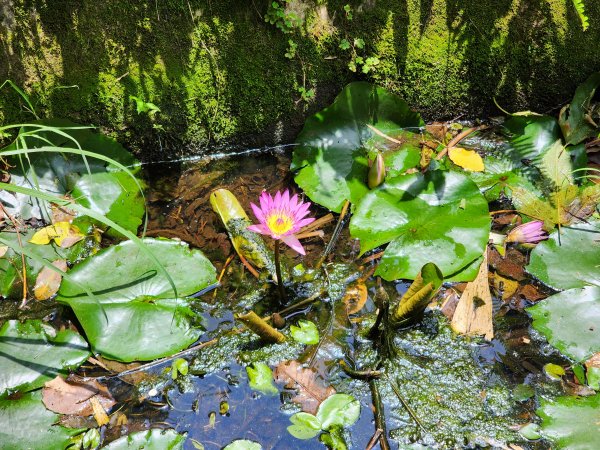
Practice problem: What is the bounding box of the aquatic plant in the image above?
[248,189,314,301]
[506,220,549,244]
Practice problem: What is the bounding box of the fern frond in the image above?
[572,0,590,31]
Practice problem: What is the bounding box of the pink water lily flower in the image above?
[506,220,549,244]
[248,190,315,255]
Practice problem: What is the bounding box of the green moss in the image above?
[1,0,600,157]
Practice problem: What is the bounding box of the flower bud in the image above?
[368,153,385,189]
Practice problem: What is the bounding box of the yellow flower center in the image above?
[266,211,294,236]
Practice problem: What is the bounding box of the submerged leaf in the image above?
[290,320,319,345]
[390,262,443,327]
[274,360,336,414]
[316,393,360,431]
[288,412,322,439]
[210,189,275,274]
[100,429,186,449]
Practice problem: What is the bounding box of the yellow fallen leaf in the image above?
[34,259,67,301]
[29,222,85,248]
[448,147,485,172]
[90,395,110,426]
[0,246,8,258]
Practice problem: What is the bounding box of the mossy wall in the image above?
[1,0,600,159]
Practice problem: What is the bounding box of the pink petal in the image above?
[274,190,282,207]
[247,224,272,236]
[282,190,290,207]
[260,191,271,212]
[250,202,265,222]
[281,234,306,255]
[289,193,299,211]
[296,217,316,229]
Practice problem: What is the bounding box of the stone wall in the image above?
[1,0,599,159]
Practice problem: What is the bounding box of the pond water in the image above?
[1,117,594,450]
[94,144,567,449]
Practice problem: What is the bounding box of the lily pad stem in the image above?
[274,240,286,303]
[316,199,350,269]
[369,379,391,450]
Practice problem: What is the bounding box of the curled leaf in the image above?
[33,259,67,301]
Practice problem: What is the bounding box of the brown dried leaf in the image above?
[343,281,368,315]
[585,352,600,370]
[451,253,494,340]
[51,200,77,224]
[42,375,115,416]
[33,259,67,301]
[274,360,335,414]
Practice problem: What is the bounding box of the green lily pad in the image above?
[350,170,490,280]
[537,394,600,449]
[468,156,538,201]
[559,72,600,145]
[0,390,82,450]
[316,393,360,431]
[0,320,89,395]
[222,440,262,450]
[3,119,143,234]
[527,221,600,290]
[290,320,319,345]
[57,238,217,362]
[246,362,278,395]
[504,114,561,163]
[288,412,322,440]
[528,286,600,362]
[291,82,424,213]
[100,429,186,449]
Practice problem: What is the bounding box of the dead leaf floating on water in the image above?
[448,147,485,172]
[42,375,116,417]
[343,281,368,314]
[29,222,85,248]
[33,259,67,301]
[451,252,494,340]
[274,360,335,415]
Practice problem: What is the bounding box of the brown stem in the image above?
[235,311,286,344]
[274,240,286,303]
[316,200,350,269]
[369,379,391,450]
[436,125,489,160]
